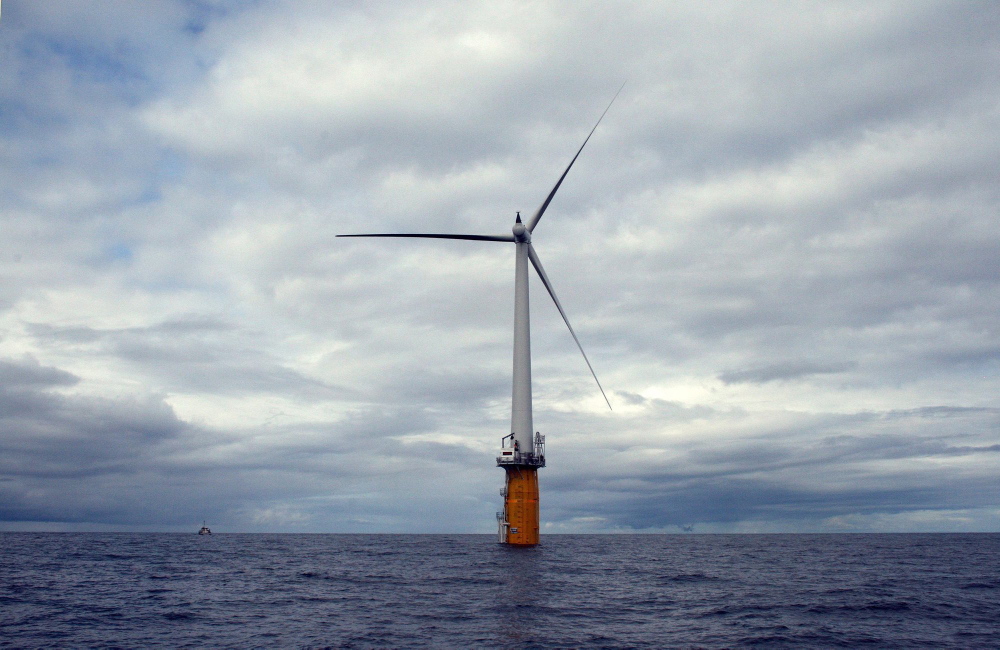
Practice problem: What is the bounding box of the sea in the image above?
[1,533,998,648]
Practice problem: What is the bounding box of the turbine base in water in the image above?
[496,431,544,545]
[498,467,539,546]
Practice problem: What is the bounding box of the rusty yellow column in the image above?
[503,467,539,546]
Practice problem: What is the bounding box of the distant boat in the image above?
[198,521,211,535]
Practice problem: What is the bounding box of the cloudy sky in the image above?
[1,0,998,534]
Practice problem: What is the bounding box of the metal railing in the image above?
[496,431,546,467]
[496,451,546,467]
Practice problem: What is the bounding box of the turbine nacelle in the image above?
[512,219,530,243]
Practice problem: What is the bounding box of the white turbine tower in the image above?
[339,87,621,545]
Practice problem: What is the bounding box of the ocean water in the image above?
[1,533,998,648]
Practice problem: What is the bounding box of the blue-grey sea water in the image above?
[1,533,998,648]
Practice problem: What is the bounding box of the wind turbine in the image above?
[338,87,621,545]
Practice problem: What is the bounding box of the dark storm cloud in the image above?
[27,318,345,398]
[0,357,184,478]
[538,404,1000,531]
[569,474,1000,531]
[0,356,79,387]
[0,348,494,530]
[0,355,194,524]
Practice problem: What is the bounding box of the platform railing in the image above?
[495,450,546,467]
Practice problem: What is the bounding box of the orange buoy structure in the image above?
[496,433,544,545]
[500,468,539,545]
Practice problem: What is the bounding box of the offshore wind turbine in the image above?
[339,88,620,545]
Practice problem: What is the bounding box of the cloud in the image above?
[0,356,80,388]
[2,1,999,532]
[540,404,1000,532]
[719,361,855,385]
[0,350,500,531]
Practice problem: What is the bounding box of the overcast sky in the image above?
[1,0,998,534]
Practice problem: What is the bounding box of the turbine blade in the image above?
[527,244,612,410]
[337,233,514,242]
[526,81,625,233]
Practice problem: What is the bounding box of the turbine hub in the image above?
[512,221,530,242]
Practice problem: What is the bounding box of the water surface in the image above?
[2,533,997,647]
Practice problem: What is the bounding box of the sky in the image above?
[1,0,998,534]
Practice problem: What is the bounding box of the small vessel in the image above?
[198,521,211,535]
